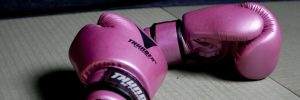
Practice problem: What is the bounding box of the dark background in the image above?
[0,0,285,18]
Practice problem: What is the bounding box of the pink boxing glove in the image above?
[144,2,281,80]
[69,12,167,100]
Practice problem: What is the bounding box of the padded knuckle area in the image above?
[241,2,279,35]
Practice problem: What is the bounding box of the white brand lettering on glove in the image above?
[111,72,147,100]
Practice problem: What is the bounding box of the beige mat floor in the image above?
[0,1,299,100]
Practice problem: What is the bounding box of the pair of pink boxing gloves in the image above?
[69,2,281,100]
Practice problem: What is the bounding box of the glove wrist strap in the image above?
[150,20,187,64]
[85,67,150,100]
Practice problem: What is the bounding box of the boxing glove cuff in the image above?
[148,20,189,64]
[85,67,150,100]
